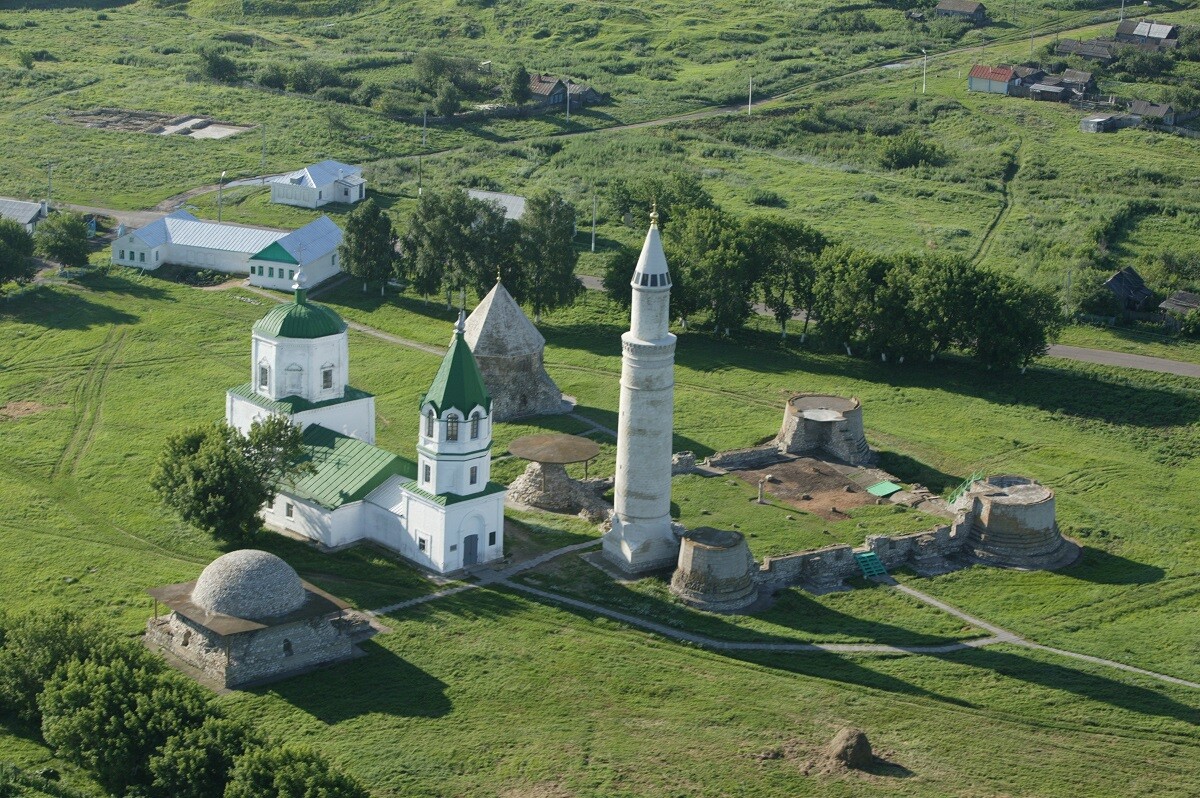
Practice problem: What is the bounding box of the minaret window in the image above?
[285,364,303,394]
[423,464,431,483]
[321,365,334,390]
[470,412,481,439]
[425,410,435,438]
[446,413,460,441]
[470,466,478,484]
[258,364,269,389]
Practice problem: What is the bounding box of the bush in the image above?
[224,747,369,798]
[749,189,786,208]
[0,609,105,724]
[879,130,945,170]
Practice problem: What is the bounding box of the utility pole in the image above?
[590,194,597,253]
[748,74,753,115]
[1120,0,1126,21]
[46,163,53,209]
[218,170,226,223]
[422,110,427,148]
[565,79,571,122]
[921,49,928,94]
[260,125,267,184]
[417,156,423,197]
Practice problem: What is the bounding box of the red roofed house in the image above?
[968,64,1015,95]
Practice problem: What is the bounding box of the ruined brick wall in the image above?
[477,353,564,422]
[704,445,782,471]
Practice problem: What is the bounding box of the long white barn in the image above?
[111,210,343,289]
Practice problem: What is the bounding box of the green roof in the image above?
[422,326,491,415]
[867,480,904,498]
[288,425,416,510]
[401,480,507,506]
[227,382,373,415]
[253,286,347,340]
[251,241,299,265]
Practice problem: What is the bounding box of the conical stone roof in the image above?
[464,280,545,357]
[422,312,492,415]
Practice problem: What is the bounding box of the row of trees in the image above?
[0,609,367,797]
[152,416,311,544]
[339,190,581,322]
[0,213,91,288]
[602,199,1062,369]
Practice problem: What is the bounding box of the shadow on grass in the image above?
[255,638,451,723]
[0,284,140,330]
[875,450,961,494]
[1059,546,1165,585]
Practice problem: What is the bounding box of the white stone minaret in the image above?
[603,209,680,573]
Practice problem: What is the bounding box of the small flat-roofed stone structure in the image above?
[506,433,609,520]
[958,475,1079,569]
[777,394,873,465]
[464,280,565,421]
[670,527,758,612]
[146,550,367,689]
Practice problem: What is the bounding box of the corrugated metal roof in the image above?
[227,382,371,414]
[1136,21,1175,39]
[1160,291,1200,315]
[364,474,409,514]
[468,189,526,220]
[529,74,564,97]
[268,215,343,263]
[132,210,284,254]
[0,198,43,225]
[402,480,506,506]
[289,424,416,510]
[968,65,1014,82]
[270,160,362,189]
[936,0,984,12]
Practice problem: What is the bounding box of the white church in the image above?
[225,272,505,573]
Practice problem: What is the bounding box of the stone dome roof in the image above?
[253,288,346,340]
[191,550,307,620]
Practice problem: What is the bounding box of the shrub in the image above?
[749,189,786,207]
[879,130,945,170]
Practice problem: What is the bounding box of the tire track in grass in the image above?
[52,328,127,478]
[971,141,1022,268]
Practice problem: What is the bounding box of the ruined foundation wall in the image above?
[704,445,782,471]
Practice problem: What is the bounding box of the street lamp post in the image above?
[218,170,227,222]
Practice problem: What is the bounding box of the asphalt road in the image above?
[1046,344,1200,379]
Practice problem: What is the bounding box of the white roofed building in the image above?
[467,189,526,221]
[269,160,366,209]
[111,210,343,289]
[0,197,48,234]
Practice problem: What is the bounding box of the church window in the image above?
[488,531,496,546]
[649,274,657,287]
[423,464,431,483]
[470,412,481,439]
[322,367,334,390]
[285,503,294,519]
[258,365,269,389]
[282,639,293,656]
[332,254,337,267]
[469,466,478,485]
[155,251,160,262]
[449,544,457,552]
[446,413,459,441]
[425,410,435,438]
[285,364,303,393]
[418,537,427,552]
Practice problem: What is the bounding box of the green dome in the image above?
[253,289,347,339]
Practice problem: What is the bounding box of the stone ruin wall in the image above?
[147,612,356,688]
[776,395,873,466]
[703,445,780,471]
[477,353,564,422]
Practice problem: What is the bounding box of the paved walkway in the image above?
[1046,344,1200,379]
[365,539,1200,690]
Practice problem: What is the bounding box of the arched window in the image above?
[446,413,459,441]
[470,411,481,440]
[258,364,270,390]
[425,409,435,438]
[321,363,335,390]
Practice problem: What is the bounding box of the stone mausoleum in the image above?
[777,393,873,466]
[146,550,366,689]
[464,278,566,421]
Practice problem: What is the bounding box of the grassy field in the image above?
[1,263,1199,793]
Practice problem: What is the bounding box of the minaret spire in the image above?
[604,207,680,573]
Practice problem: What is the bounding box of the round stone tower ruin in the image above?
[777,394,873,465]
[670,528,758,612]
[958,475,1079,570]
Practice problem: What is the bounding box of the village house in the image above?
[111,210,343,289]
[0,198,48,234]
[1129,99,1177,126]
[1055,39,1119,64]
[935,0,987,24]
[1159,291,1200,329]
[1115,20,1179,48]
[1061,69,1096,95]
[528,74,603,109]
[268,160,366,209]
[968,65,1015,95]
[467,189,526,221]
[1104,266,1155,312]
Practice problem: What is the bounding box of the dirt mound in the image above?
[824,727,873,769]
[0,401,51,421]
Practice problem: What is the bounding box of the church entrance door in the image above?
[463,534,479,566]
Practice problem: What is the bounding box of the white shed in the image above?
[269,160,366,209]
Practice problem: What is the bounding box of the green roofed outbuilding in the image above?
[422,311,492,415]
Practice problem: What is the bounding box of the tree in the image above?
[601,244,639,308]
[971,273,1063,371]
[506,64,532,105]
[400,189,512,306]
[664,206,755,333]
[606,172,712,227]
[152,417,309,544]
[743,216,826,340]
[39,646,211,795]
[908,255,979,358]
[0,609,105,724]
[512,190,582,322]
[224,746,369,798]
[198,48,240,84]
[0,218,36,286]
[34,212,89,268]
[339,199,396,295]
[149,715,258,798]
[812,246,891,355]
[434,80,461,118]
